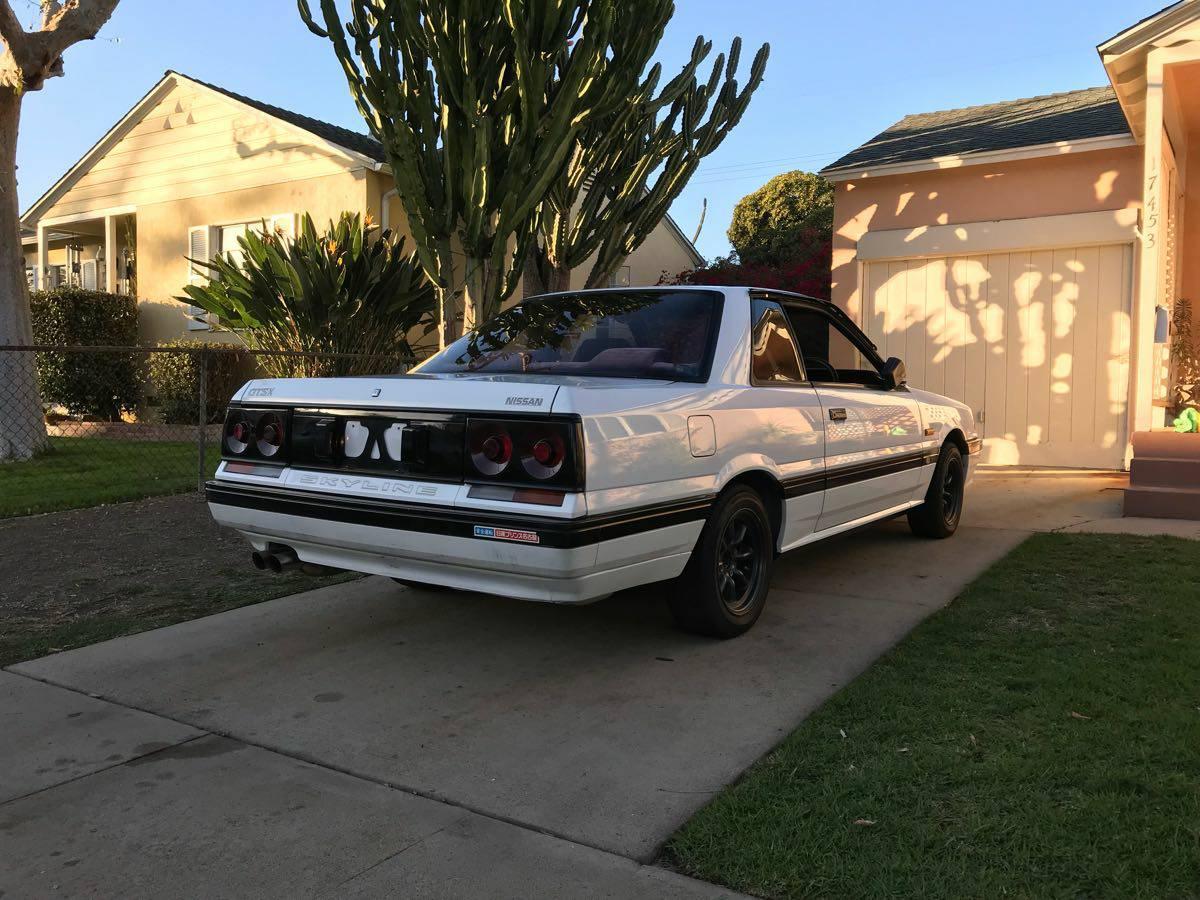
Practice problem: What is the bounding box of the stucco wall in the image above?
[136,169,369,344]
[831,146,1144,321]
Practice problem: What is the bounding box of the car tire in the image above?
[907,443,966,539]
[669,486,774,639]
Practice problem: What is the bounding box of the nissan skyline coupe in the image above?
[206,286,980,638]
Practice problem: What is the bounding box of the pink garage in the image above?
[822,1,1200,469]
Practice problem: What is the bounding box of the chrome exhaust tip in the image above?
[267,548,298,574]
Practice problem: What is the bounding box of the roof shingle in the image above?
[823,86,1131,175]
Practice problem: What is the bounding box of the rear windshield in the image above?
[415,290,722,382]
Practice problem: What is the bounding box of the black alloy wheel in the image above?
[716,509,767,615]
[670,486,775,638]
[908,443,965,539]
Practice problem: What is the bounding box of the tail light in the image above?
[222,407,290,464]
[465,418,582,490]
[256,412,285,458]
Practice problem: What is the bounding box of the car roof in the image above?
[526,285,829,304]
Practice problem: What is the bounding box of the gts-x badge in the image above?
[505,396,544,407]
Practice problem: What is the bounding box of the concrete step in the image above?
[1130,457,1200,489]
[1131,431,1200,460]
[1124,485,1200,521]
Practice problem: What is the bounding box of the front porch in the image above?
[1101,8,1200,431]
[22,209,136,295]
[1101,4,1200,517]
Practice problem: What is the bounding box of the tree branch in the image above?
[0,1,26,53]
[40,2,67,29]
[39,0,119,58]
[0,0,118,91]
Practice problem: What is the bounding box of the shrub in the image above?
[148,341,252,425]
[728,170,834,268]
[666,228,833,299]
[179,212,436,378]
[30,287,142,421]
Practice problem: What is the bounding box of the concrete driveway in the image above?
[0,469,1150,897]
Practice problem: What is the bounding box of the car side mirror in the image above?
[883,357,907,390]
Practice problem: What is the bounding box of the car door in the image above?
[783,303,926,531]
[742,298,827,549]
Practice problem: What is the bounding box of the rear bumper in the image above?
[206,481,708,604]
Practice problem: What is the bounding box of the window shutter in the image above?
[186,225,217,332]
[81,260,98,291]
[187,226,216,285]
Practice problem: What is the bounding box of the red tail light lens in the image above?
[466,418,581,489]
[469,426,513,476]
[256,412,286,457]
[225,414,252,455]
[221,407,290,464]
[523,432,565,479]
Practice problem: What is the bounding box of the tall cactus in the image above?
[298,0,677,344]
[526,27,769,295]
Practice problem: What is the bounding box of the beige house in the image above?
[21,70,703,346]
[821,1,1200,470]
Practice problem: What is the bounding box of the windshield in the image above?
[415,290,722,382]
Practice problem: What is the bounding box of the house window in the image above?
[609,265,632,288]
[186,215,295,332]
[219,214,297,268]
[81,259,99,291]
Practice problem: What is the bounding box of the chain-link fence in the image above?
[0,345,414,519]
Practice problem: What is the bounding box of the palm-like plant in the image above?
[180,213,435,377]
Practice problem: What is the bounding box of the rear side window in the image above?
[750,299,805,384]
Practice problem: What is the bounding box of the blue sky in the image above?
[16,0,1163,261]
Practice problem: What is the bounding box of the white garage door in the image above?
[864,244,1133,469]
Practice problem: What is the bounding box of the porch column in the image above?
[36,224,48,291]
[1132,51,1166,437]
[104,214,119,294]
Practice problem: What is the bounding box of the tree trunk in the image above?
[584,259,618,290]
[460,257,489,335]
[522,245,549,299]
[523,244,574,298]
[0,90,47,462]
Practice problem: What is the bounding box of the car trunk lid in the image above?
[236,373,562,414]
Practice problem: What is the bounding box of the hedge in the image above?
[148,340,252,425]
[30,288,142,421]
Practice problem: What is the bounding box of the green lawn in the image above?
[667,533,1200,899]
[0,437,217,518]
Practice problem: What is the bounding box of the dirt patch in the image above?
[0,493,352,666]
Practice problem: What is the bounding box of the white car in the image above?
[207,287,980,638]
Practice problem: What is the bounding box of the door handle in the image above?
[829,408,847,422]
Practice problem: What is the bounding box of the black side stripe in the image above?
[209,450,940,547]
[783,449,937,497]
[206,482,713,549]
